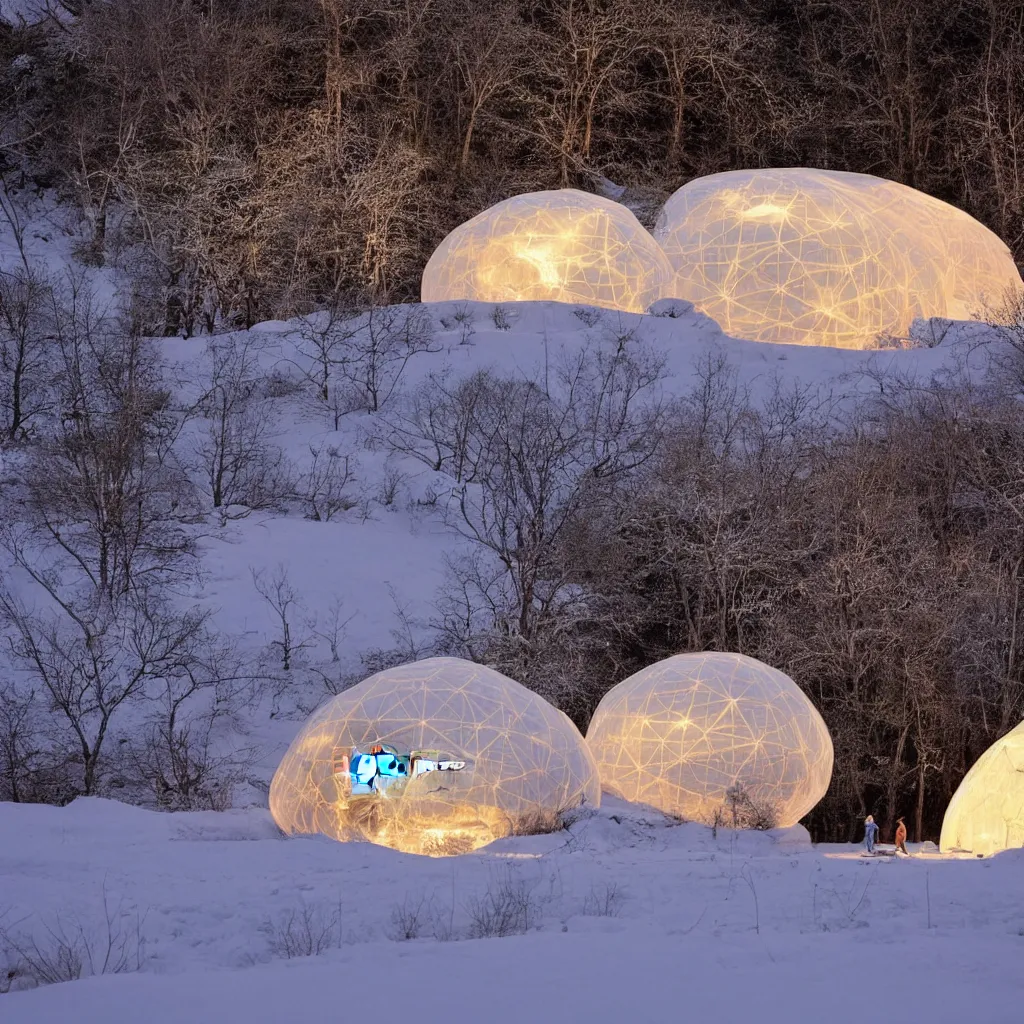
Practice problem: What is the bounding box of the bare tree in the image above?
[252,564,313,672]
[0,581,213,797]
[338,303,439,413]
[437,341,667,647]
[22,278,197,599]
[0,267,53,441]
[127,637,258,810]
[191,333,292,513]
[292,304,363,427]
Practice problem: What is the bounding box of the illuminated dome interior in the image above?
[653,168,1023,348]
[940,719,1024,857]
[586,652,833,828]
[421,188,672,314]
[269,657,600,856]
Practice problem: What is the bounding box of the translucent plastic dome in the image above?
[586,652,833,828]
[654,168,1023,349]
[421,189,672,313]
[940,720,1024,857]
[269,657,600,856]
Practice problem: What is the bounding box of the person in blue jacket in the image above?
[863,814,879,853]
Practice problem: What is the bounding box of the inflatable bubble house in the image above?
[653,168,1023,349]
[421,188,673,314]
[270,657,600,856]
[941,719,1024,857]
[586,652,833,828]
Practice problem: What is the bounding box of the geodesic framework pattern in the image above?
[585,652,833,828]
[940,720,1024,857]
[654,168,1023,349]
[421,188,673,313]
[269,657,600,856]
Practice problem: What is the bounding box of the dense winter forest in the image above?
[1,0,1024,845]
[2,0,1024,322]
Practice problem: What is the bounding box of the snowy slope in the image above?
[1,797,1022,1023]
[2,186,1020,1021]
[158,300,991,783]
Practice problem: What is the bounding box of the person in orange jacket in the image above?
[894,817,909,855]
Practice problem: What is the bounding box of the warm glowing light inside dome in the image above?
[586,652,833,828]
[654,168,1023,349]
[269,657,600,857]
[940,719,1024,857]
[422,188,672,314]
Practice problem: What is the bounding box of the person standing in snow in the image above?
[863,815,878,854]
[894,817,909,855]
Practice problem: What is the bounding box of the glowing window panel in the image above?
[586,652,833,828]
[421,189,673,314]
[940,719,1024,857]
[654,168,1023,348]
[269,657,600,856]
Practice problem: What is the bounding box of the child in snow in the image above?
[894,817,909,855]
[863,815,878,853]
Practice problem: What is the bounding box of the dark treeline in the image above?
[2,0,1024,329]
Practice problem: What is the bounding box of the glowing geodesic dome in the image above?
[269,657,600,856]
[940,720,1024,857]
[653,168,1023,349]
[421,189,672,313]
[585,653,833,828]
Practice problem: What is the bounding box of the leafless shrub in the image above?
[0,890,146,989]
[376,462,406,507]
[0,681,76,805]
[126,691,259,812]
[812,875,874,932]
[440,303,476,345]
[387,895,432,941]
[490,305,512,331]
[251,565,313,673]
[464,867,539,939]
[17,278,198,599]
[191,333,292,514]
[573,307,603,327]
[298,442,357,522]
[740,864,760,935]
[338,304,439,413]
[307,596,354,664]
[581,881,627,918]
[263,900,343,959]
[724,784,779,831]
[0,583,223,797]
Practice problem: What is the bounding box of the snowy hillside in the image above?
[149,299,988,790]
[2,796,1023,1024]
[3,187,1023,1022]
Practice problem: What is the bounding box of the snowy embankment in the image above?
[1,797,1022,1023]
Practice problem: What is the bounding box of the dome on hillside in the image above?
[940,720,1024,857]
[269,657,599,856]
[653,168,1023,349]
[421,189,672,314]
[586,652,833,828]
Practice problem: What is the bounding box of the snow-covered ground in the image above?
[2,797,1022,1023]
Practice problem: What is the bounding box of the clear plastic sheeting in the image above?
[586,652,833,828]
[421,189,672,313]
[269,657,600,856]
[654,168,1024,349]
[940,720,1024,857]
